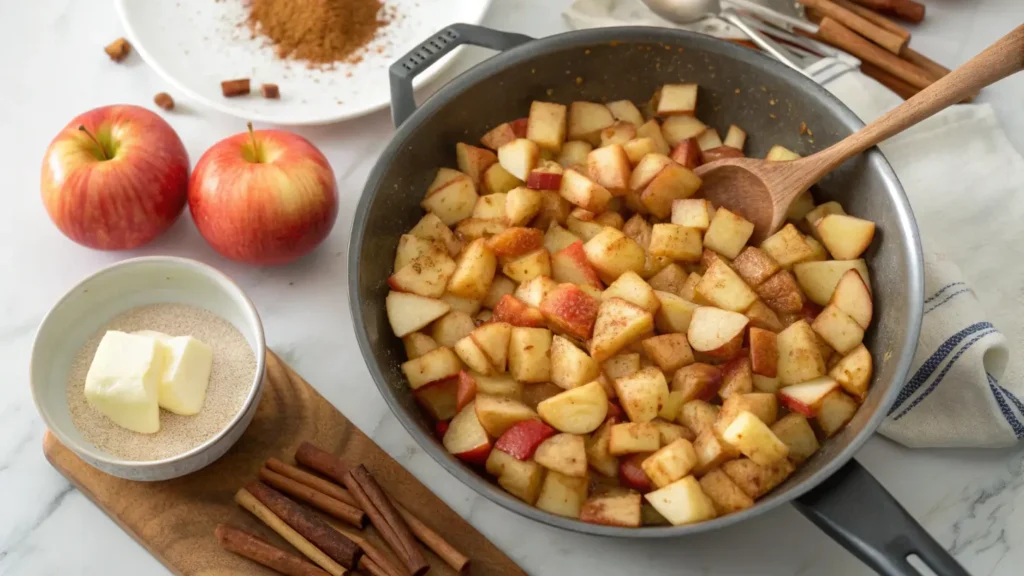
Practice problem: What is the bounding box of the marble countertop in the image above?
[2,0,1022,574]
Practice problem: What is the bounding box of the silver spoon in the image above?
[639,0,811,76]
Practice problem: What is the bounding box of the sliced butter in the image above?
[136,330,214,416]
[84,331,163,434]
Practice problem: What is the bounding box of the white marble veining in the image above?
[1,0,1022,574]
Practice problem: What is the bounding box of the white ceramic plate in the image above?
[115,0,492,125]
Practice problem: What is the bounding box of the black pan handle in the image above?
[794,459,968,576]
[389,24,534,128]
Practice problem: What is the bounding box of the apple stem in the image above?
[246,121,262,163]
[78,125,109,161]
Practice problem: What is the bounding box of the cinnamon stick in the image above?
[833,0,910,41]
[260,467,367,528]
[221,78,251,97]
[859,61,919,100]
[216,524,331,576]
[296,443,470,573]
[798,0,906,54]
[847,0,924,23]
[267,457,359,507]
[815,17,933,89]
[335,526,406,576]
[344,466,428,576]
[235,488,348,576]
[247,482,363,570]
[900,47,951,81]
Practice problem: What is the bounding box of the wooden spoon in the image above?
[695,23,1024,243]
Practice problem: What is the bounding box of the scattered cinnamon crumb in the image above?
[769,113,777,119]
[104,38,131,62]
[153,92,175,110]
[735,88,741,94]
[221,78,251,97]
[575,77,583,85]
[799,122,808,135]
[260,83,280,99]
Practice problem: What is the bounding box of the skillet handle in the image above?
[389,24,534,128]
[794,459,969,576]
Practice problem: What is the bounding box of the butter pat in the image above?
[84,331,163,434]
[136,330,214,416]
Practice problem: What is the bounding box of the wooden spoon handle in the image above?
[799,23,1023,187]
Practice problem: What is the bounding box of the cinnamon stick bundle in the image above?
[815,17,933,89]
[259,467,367,528]
[216,524,331,576]
[799,0,907,54]
[247,481,364,570]
[847,0,925,23]
[344,466,428,576]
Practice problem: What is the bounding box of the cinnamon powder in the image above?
[247,0,386,65]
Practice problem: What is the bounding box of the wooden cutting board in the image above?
[44,351,524,576]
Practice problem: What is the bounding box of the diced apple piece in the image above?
[409,212,462,257]
[534,433,588,477]
[720,411,788,466]
[803,236,829,262]
[584,228,646,285]
[456,370,477,412]
[719,356,753,399]
[389,251,457,299]
[756,270,805,314]
[481,163,523,195]
[544,224,582,255]
[777,320,826,385]
[618,453,654,493]
[475,394,539,437]
[657,83,698,116]
[793,259,871,306]
[446,238,496,300]
[765,145,801,161]
[680,400,720,439]
[642,334,695,374]
[601,271,659,312]
[694,129,722,153]
[504,186,543,226]
[497,138,540,181]
[603,353,641,381]
[556,140,593,170]
[590,298,655,362]
[761,223,815,270]
[812,304,864,355]
[634,119,669,156]
[668,137,701,170]
[559,168,613,213]
[702,208,753,260]
[566,215,606,242]
[817,389,858,437]
[678,272,702,302]
[647,223,701,262]
[536,471,589,518]
[668,200,710,232]
[580,492,642,527]
[829,344,872,401]
[672,363,723,404]
[514,275,557,308]
[426,168,465,195]
[402,332,438,360]
[716,393,779,436]
[660,117,705,148]
[752,374,782,394]
[401,346,462,390]
[628,153,674,192]
[600,121,637,147]
[749,327,778,378]
[806,201,846,242]
[526,101,568,152]
[443,402,492,465]
[568,101,615,145]
[456,142,498,186]
[532,190,572,229]
[640,164,702,219]
[481,122,519,151]
[586,419,619,477]
[394,234,446,272]
[830,269,873,329]
[587,144,632,195]
[551,240,602,289]
[455,336,493,375]
[606,100,644,126]
[622,137,659,165]
[778,376,839,416]
[539,283,600,341]
[699,468,753,515]
[686,306,748,360]
[731,246,780,288]
[421,173,478,227]
[386,291,451,338]
[471,321,511,372]
[693,428,739,475]
[414,376,458,421]
[648,264,688,296]
[609,422,661,455]
[492,294,546,328]
[770,413,820,463]
[491,451,545,504]
[502,248,551,284]
[441,292,481,316]
[537,381,609,434]
[508,327,552,383]
[644,475,716,526]
[526,159,564,190]
[593,211,624,229]
[695,261,758,313]
[614,366,669,424]
[745,299,784,333]
[722,458,794,499]
[786,190,816,222]
[494,419,556,460]
[551,335,600,390]
[701,146,744,164]
[641,438,698,488]
[522,382,563,411]
[817,214,876,260]
[653,417,694,444]
[454,218,506,241]
[721,124,746,150]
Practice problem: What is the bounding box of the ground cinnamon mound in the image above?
[248,0,385,65]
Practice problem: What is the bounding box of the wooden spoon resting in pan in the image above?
[695,24,1023,243]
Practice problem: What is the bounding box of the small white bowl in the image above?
[31,256,266,481]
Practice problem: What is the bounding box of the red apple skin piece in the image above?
[619,453,655,493]
[607,401,625,421]
[779,394,816,417]
[435,420,450,439]
[527,171,564,191]
[456,370,478,412]
[700,145,744,164]
[456,444,492,466]
[510,118,529,138]
[801,300,824,324]
[41,105,190,250]
[553,240,603,288]
[492,294,547,328]
[539,283,601,341]
[189,128,338,265]
[486,227,545,258]
[494,419,558,460]
[669,138,701,170]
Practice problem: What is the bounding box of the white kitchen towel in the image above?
[565,0,1024,447]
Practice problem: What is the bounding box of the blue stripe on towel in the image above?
[988,374,1024,439]
[925,282,965,304]
[889,322,994,415]
[924,288,972,315]
[893,328,997,420]
[997,381,1024,416]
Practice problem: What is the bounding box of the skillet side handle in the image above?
[389,24,534,128]
[794,459,969,576]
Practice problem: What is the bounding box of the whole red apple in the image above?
[189,127,338,265]
[40,105,190,250]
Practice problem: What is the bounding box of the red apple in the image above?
[189,126,338,265]
[40,105,189,250]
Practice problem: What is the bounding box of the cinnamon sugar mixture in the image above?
[247,0,388,65]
